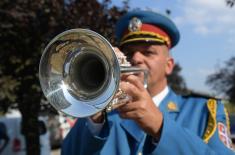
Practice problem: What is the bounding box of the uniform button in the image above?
[138,152,142,155]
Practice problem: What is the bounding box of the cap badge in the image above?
[167,101,178,112]
[128,17,142,32]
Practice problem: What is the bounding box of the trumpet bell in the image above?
[39,29,120,117]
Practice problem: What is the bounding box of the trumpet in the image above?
[39,29,147,117]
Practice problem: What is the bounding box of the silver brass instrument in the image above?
[39,29,147,117]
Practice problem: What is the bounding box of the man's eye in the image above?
[122,50,130,55]
[144,51,154,56]
[122,50,132,58]
[125,53,133,61]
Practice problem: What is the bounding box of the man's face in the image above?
[121,43,174,94]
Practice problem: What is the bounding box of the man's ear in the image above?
[166,57,175,75]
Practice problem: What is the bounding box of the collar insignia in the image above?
[167,101,178,112]
[128,17,142,32]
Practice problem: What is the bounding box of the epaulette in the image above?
[182,90,221,100]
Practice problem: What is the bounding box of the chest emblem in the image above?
[167,101,178,112]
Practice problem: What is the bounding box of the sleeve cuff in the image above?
[86,117,105,136]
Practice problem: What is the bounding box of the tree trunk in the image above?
[22,115,40,155]
[19,100,40,155]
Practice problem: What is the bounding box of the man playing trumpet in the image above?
[62,10,234,155]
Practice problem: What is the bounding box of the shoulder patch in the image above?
[218,122,233,149]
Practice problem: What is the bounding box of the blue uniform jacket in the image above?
[62,89,235,155]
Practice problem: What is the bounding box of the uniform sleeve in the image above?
[86,117,105,135]
[143,101,235,155]
[61,118,111,155]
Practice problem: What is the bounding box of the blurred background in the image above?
[0,0,235,154]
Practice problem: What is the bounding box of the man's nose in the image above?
[131,51,144,65]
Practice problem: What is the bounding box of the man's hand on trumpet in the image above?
[117,74,163,139]
[90,47,163,139]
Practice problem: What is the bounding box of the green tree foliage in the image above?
[0,0,128,154]
[224,101,235,114]
[226,0,235,7]
[206,57,235,104]
[0,0,188,154]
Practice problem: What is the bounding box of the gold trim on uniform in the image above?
[224,108,231,134]
[203,99,217,143]
[120,31,170,46]
[120,38,165,46]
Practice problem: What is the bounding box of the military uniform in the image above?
[62,10,235,155]
[62,89,234,154]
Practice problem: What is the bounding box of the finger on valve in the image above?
[110,88,132,110]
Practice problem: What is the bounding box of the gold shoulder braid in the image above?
[203,99,217,143]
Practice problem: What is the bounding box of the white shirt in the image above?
[152,86,169,107]
[87,86,169,135]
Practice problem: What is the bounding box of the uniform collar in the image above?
[159,88,180,113]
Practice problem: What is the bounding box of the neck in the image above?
[148,79,168,97]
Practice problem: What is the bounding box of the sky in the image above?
[112,0,235,95]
